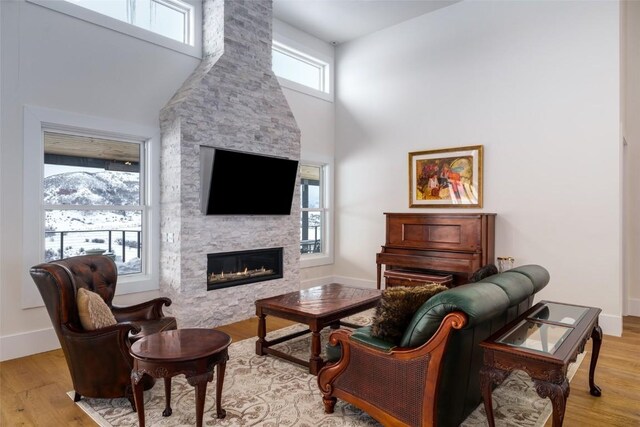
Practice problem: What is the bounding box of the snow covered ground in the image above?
[44,170,143,274]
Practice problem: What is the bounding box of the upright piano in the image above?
[376,213,496,289]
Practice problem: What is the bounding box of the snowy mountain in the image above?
[44,171,142,273]
[44,171,140,232]
[44,171,139,206]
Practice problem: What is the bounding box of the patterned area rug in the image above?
[69,310,584,426]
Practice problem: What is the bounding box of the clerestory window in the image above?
[27,0,201,57]
[63,0,195,45]
[272,41,333,102]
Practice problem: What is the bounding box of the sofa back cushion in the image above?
[399,282,510,348]
[399,264,550,348]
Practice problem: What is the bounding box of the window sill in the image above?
[301,253,334,269]
[26,0,202,59]
[277,77,334,103]
[116,274,160,295]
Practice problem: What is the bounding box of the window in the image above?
[23,106,160,308]
[272,41,333,102]
[27,0,201,58]
[43,131,145,275]
[64,0,194,44]
[300,160,333,268]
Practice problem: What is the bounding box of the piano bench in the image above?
[384,269,453,288]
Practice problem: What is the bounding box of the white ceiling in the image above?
[272,0,461,45]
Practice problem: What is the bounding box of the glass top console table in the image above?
[479,301,602,427]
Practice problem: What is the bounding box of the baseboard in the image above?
[300,275,377,290]
[330,275,377,289]
[300,275,336,289]
[0,327,60,361]
[301,275,378,290]
[627,297,640,317]
[599,313,623,337]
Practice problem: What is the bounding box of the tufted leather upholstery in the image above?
[30,255,177,408]
[318,265,550,427]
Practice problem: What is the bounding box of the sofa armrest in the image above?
[318,312,467,426]
[350,326,397,352]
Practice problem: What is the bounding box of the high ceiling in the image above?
[272,0,461,45]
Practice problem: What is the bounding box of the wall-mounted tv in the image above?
[200,147,299,215]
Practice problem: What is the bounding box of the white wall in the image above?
[624,0,640,316]
[274,19,335,162]
[273,18,337,286]
[334,0,622,335]
[0,2,335,360]
[0,0,201,360]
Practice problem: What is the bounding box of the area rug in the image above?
[69,311,584,426]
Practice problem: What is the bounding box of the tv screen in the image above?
[201,148,299,215]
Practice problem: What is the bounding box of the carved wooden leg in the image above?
[193,379,208,427]
[534,378,569,427]
[309,328,323,375]
[589,324,603,397]
[186,370,214,427]
[73,392,82,402]
[125,385,136,412]
[131,370,146,427]
[215,361,227,419]
[480,365,509,427]
[256,313,267,355]
[322,396,337,414]
[162,377,172,417]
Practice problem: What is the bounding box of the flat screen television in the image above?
[200,147,299,215]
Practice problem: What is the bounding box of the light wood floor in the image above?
[2,316,639,426]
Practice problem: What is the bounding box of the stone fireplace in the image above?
[158,0,301,328]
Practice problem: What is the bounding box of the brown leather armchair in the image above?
[30,255,177,408]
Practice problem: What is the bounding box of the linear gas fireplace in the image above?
[207,247,283,290]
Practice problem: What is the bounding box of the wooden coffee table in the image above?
[130,329,232,427]
[255,283,382,375]
[480,301,602,427]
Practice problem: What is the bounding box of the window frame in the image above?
[272,40,334,102]
[26,0,202,59]
[300,155,334,268]
[22,106,161,309]
[43,129,146,272]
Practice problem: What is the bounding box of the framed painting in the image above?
[409,145,483,208]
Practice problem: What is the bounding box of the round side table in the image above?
[130,328,232,427]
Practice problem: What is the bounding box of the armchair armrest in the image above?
[317,311,467,427]
[112,297,172,322]
[60,322,142,395]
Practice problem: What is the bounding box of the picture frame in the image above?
[409,145,483,208]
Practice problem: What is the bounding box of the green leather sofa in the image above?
[317,264,550,427]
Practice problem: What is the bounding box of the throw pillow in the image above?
[470,264,498,283]
[76,287,117,331]
[370,283,448,345]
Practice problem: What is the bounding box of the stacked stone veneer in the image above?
[159,0,301,328]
